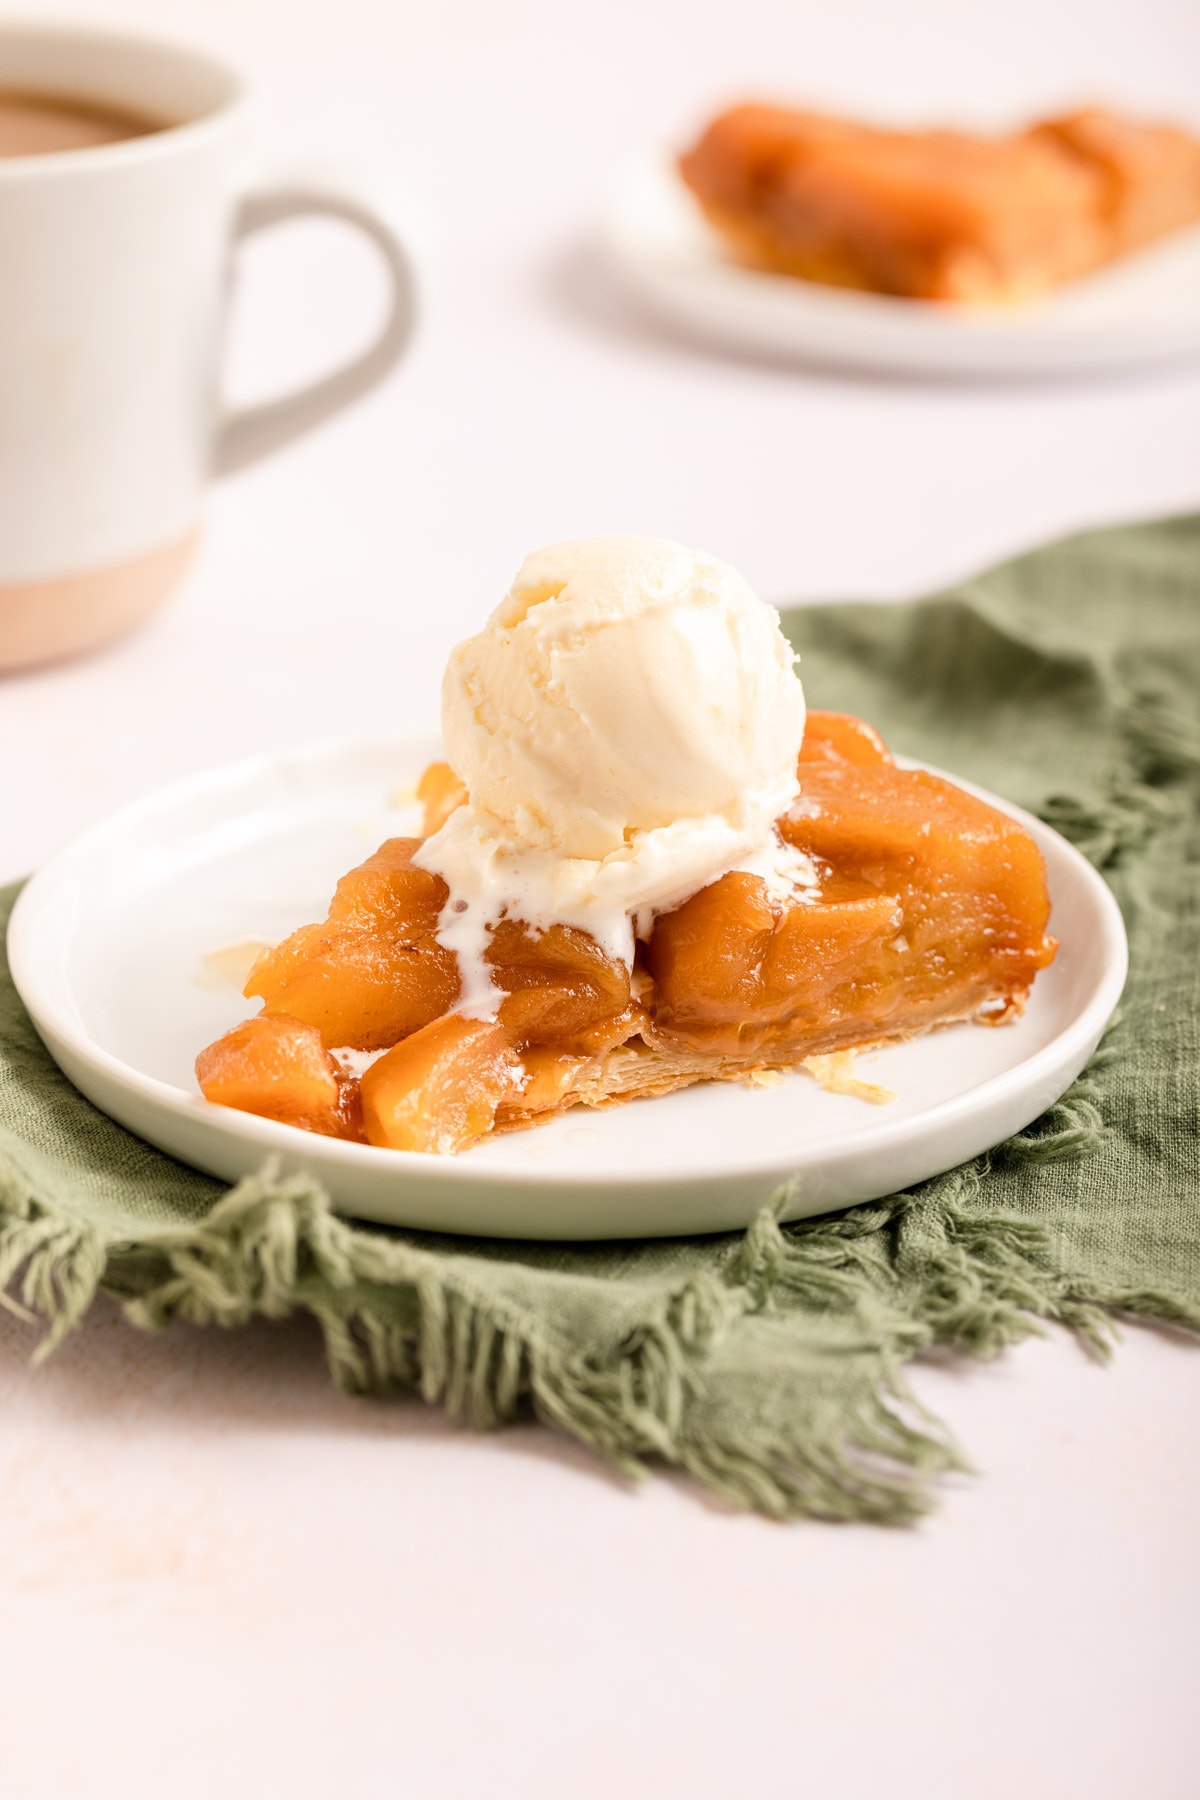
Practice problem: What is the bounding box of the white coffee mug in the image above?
[0,23,415,670]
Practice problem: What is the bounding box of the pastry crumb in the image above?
[802,1051,895,1105]
[390,781,419,806]
[196,939,271,991]
[742,1067,787,1089]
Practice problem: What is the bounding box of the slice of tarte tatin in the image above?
[677,101,1200,304]
[196,710,1057,1154]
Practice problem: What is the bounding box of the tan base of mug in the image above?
[0,534,198,673]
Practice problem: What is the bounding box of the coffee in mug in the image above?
[0,90,163,157]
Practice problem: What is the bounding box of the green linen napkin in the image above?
[3,512,1198,1523]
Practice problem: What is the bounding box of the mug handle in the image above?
[214,173,416,476]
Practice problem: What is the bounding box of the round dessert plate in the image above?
[601,154,1200,377]
[8,732,1127,1240]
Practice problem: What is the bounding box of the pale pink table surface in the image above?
[2,2,1198,1795]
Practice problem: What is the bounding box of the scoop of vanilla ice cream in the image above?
[441,536,805,860]
[416,536,809,1013]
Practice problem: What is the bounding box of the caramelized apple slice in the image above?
[417,761,468,837]
[648,751,1056,1058]
[486,918,632,1050]
[252,933,459,1052]
[196,1013,361,1139]
[647,871,903,1054]
[781,763,1056,1003]
[799,710,892,767]
[360,1015,518,1154]
[325,836,451,933]
[242,922,341,1004]
[245,838,460,1049]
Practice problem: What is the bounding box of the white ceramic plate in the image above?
[7,733,1126,1240]
[601,155,1200,377]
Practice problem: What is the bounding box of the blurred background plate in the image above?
[602,154,1200,377]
